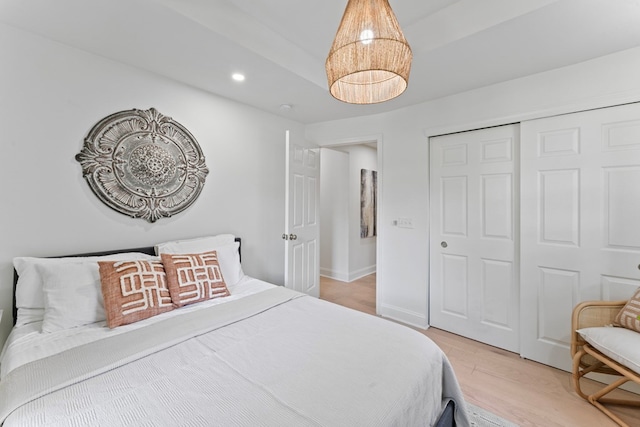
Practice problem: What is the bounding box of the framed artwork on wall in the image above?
[360,168,377,238]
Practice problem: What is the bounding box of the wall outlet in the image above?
[397,217,413,228]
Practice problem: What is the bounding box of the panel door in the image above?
[284,130,320,297]
[520,103,640,370]
[430,124,519,352]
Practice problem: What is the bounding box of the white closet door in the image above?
[521,103,640,371]
[430,125,519,352]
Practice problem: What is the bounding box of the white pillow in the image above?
[15,308,45,327]
[38,261,106,332]
[13,252,157,311]
[155,235,244,286]
[577,326,640,375]
[213,242,244,286]
[154,234,236,254]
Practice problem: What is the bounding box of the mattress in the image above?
[0,277,469,426]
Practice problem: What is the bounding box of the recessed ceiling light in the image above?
[232,73,245,82]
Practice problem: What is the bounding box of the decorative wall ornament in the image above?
[76,108,209,222]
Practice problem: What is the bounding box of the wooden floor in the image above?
[320,274,640,427]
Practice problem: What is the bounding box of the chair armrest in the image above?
[570,300,627,357]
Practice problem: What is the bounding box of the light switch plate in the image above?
[397,217,413,228]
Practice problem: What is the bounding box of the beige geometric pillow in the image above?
[614,286,640,333]
[161,251,230,307]
[98,260,174,328]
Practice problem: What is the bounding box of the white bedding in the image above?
[0,276,273,379]
[0,277,469,427]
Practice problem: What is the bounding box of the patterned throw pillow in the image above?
[614,286,640,333]
[98,260,174,328]
[161,251,230,307]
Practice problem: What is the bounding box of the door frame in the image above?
[317,133,383,315]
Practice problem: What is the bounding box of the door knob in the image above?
[289,234,297,241]
[441,241,448,248]
[282,234,289,240]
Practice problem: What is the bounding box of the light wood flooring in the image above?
[320,274,640,427]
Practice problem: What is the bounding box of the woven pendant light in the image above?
[326,0,412,104]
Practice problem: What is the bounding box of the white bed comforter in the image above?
[0,285,468,427]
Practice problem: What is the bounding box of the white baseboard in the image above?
[378,303,428,330]
[319,268,349,282]
[348,265,376,282]
[320,265,376,283]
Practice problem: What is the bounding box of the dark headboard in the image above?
[12,238,241,326]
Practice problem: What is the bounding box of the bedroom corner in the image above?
[0,22,303,350]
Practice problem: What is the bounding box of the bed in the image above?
[0,234,469,426]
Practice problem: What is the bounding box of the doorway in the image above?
[319,142,379,310]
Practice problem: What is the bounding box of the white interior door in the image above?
[284,130,320,297]
[521,102,640,371]
[429,124,519,352]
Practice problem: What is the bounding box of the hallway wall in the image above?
[320,145,377,281]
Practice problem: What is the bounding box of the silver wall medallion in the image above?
[76,108,209,222]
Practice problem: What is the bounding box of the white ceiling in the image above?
[2,0,640,123]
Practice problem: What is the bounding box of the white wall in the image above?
[320,145,377,282]
[347,145,377,280]
[0,23,304,347]
[306,46,640,328]
[320,149,349,280]
[320,148,349,281]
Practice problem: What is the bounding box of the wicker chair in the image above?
[571,300,640,427]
